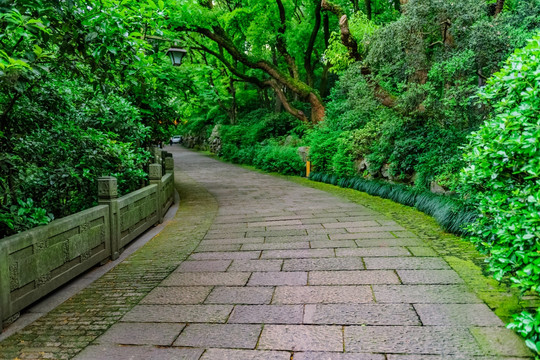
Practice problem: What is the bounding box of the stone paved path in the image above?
[1,147,534,359]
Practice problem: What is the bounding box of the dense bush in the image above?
[0,121,150,237]
[459,34,540,353]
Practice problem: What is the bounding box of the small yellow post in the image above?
[306,161,311,178]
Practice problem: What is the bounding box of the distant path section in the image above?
[0,146,533,359]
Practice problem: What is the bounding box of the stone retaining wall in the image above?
[0,152,175,329]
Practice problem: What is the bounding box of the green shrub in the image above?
[331,134,356,178]
[307,127,340,173]
[0,121,149,237]
[459,33,540,353]
[0,198,53,236]
[253,146,304,176]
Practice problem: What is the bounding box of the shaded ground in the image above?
[0,146,535,359]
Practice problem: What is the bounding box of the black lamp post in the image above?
[166,48,187,66]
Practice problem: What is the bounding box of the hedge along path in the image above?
[0,163,218,360]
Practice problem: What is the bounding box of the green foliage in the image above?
[4,121,149,223]
[349,12,379,50]
[324,32,355,74]
[459,34,540,353]
[0,198,52,235]
[306,127,340,173]
[0,0,184,237]
[253,145,304,176]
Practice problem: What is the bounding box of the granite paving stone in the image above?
[355,238,426,247]
[95,322,184,345]
[273,285,373,304]
[248,271,308,286]
[471,327,534,357]
[307,228,348,235]
[346,225,406,232]
[189,251,261,260]
[373,285,482,303]
[140,286,212,304]
[265,215,308,221]
[261,249,335,259]
[386,356,529,360]
[200,349,292,360]
[344,326,484,355]
[200,237,265,244]
[265,235,331,243]
[283,257,365,271]
[323,221,381,228]
[336,247,411,257]
[414,304,504,326]
[293,353,386,360]
[173,324,262,349]
[248,219,303,227]
[204,231,249,239]
[364,257,451,269]
[228,305,304,324]
[228,259,283,272]
[161,272,250,286]
[74,345,203,360]
[397,270,464,284]
[247,229,308,237]
[309,270,400,285]
[301,217,340,224]
[330,232,398,240]
[309,240,357,248]
[407,246,438,256]
[205,286,274,304]
[393,231,419,238]
[258,325,343,351]
[175,260,232,272]
[121,305,233,323]
[194,243,242,252]
[241,242,310,251]
[304,304,420,325]
[267,224,325,231]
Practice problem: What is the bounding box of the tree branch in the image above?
[305,0,322,87]
[191,42,267,88]
[275,0,299,79]
[321,0,361,61]
[265,79,308,122]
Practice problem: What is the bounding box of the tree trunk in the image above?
[350,0,359,12]
[495,0,504,16]
[365,0,372,20]
[269,81,307,122]
[321,0,361,61]
[309,92,325,123]
[229,77,237,124]
[304,0,322,87]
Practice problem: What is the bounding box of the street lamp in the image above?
[166,48,187,66]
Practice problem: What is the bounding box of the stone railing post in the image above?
[153,147,162,165]
[165,157,174,174]
[0,242,9,329]
[149,163,164,223]
[98,176,120,260]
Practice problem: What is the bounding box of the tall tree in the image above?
[166,0,331,123]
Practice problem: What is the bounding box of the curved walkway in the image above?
[0,147,533,359]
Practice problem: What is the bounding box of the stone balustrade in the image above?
[0,150,175,329]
